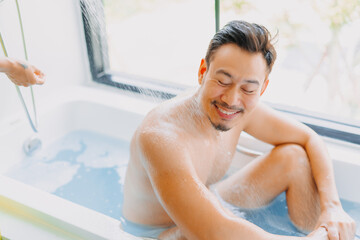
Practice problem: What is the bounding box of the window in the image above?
[81,0,215,98]
[81,0,360,144]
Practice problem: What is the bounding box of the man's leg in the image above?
[158,226,186,240]
[215,143,321,232]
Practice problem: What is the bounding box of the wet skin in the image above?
[122,44,356,240]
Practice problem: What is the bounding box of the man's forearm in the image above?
[0,57,11,73]
[305,133,341,209]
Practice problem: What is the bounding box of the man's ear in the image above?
[260,78,269,96]
[198,58,207,85]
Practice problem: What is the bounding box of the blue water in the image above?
[7,130,128,219]
[6,130,360,237]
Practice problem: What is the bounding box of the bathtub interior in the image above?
[0,89,360,239]
[0,99,142,172]
[0,91,152,239]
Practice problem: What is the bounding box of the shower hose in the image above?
[0,0,38,133]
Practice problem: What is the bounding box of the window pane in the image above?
[104,0,215,87]
[220,0,360,122]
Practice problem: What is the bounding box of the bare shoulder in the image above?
[134,106,190,168]
[247,101,274,117]
[243,101,311,145]
[243,102,280,130]
[136,94,191,145]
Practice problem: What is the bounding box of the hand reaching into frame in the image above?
[1,57,45,87]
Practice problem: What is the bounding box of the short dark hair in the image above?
[205,20,277,74]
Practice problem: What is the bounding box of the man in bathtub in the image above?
[122,20,356,240]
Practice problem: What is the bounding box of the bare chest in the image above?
[189,134,239,186]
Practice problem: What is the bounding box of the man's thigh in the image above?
[215,143,308,208]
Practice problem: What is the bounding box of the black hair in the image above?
[205,20,277,73]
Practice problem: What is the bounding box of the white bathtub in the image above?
[0,85,156,240]
[0,85,359,239]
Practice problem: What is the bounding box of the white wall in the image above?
[0,0,91,125]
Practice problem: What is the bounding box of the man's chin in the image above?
[207,115,234,132]
[210,121,231,132]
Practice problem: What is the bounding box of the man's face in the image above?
[198,43,269,132]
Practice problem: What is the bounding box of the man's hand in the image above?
[316,204,356,240]
[307,226,329,240]
[3,58,45,87]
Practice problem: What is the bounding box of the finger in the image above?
[33,66,45,77]
[345,222,356,240]
[34,74,45,85]
[352,220,357,238]
[328,226,339,240]
[317,226,329,238]
[26,66,43,85]
[26,68,38,85]
[33,68,45,84]
[340,221,356,240]
[308,226,328,238]
[337,223,346,240]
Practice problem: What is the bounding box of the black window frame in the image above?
[80,0,360,145]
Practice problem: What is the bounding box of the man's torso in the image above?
[122,95,245,226]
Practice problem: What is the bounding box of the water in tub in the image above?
[4,130,360,237]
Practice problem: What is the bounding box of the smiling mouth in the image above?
[213,102,244,119]
[217,105,240,115]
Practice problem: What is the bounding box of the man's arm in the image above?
[138,130,323,240]
[0,57,11,72]
[244,102,356,239]
[0,57,45,86]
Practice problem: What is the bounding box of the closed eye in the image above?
[218,80,231,86]
[242,88,255,94]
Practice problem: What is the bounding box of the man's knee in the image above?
[273,144,310,171]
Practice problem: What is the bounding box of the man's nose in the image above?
[220,86,241,107]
